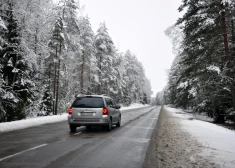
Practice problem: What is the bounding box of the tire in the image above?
[86,126,92,131]
[70,125,77,132]
[116,116,121,127]
[107,119,112,131]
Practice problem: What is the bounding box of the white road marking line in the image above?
[133,139,150,143]
[0,144,47,162]
[141,117,158,119]
[112,137,150,143]
[124,126,154,129]
[73,132,81,136]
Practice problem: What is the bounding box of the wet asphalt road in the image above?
[0,106,160,168]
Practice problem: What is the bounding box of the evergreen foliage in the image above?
[0,0,152,122]
[95,22,116,95]
[0,1,35,122]
[40,86,53,115]
[165,0,235,122]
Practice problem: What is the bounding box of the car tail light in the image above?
[102,107,108,115]
[68,107,72,114]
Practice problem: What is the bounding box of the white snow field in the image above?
[0,103,149,133]
[166,107,235,168]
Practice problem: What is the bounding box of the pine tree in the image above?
[40,85,53,115]
[166,0,235,121]
[0,2,35,121]
[0,16,7,122]
[120,50,152,105]
[48,16,65,115]
[9,0,56,116]
[95,22,116,94]
[0,0,153,121]
[79,16,96,94]
[56,0,82,110]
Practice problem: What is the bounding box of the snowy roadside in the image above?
[0,103,149,133]
[165,106,235,168]
[144,106,217,168]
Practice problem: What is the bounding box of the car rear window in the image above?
[72,97,104,108]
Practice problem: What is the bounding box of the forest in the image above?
[158,0,235,122]
[0,0,152,122]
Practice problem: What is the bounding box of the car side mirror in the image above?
[116,104,121,109]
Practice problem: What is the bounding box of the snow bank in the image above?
[0,114,68,132]
[166,106,235,168]
[0,103,149,133]
[120,103,150,111]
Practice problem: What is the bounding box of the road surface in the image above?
[0,106,160,168]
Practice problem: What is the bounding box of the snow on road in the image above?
[0,103,149,133]
[166,107,235,168]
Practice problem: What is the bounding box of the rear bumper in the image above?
[68,115,109,126]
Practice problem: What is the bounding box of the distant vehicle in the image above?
[68,95,121,132]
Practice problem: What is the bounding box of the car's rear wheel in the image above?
[86,126,92,131]
[70,125,77,132]
[116,116,121,127]
[107,119,112,131]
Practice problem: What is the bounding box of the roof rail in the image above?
[75,94,85,98]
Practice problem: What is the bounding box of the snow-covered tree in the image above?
[120,50,152,105]
[48,16,65,115]
[40,85,53,115]
[56,0,82,111]
[0,0,153,122]
[0,16,7,122]
[9,0,56,116]
[78,16,97,94]
[0,2,35,121]
[166,0,235,122]
[95,22,116,94]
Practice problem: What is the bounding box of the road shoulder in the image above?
[143,106,218,168]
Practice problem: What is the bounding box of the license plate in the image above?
[81,112,93,116]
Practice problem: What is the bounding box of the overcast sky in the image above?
[79,0,182,95]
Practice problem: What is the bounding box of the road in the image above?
[0,106,160,168]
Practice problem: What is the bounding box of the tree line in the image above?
[157,0,235,122]
[0,0,152,122]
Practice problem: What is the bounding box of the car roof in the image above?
[75,94,111,99]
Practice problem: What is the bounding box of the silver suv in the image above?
[68,95,121,132]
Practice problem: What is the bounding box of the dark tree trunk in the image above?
[231,19,235,127]
[55,59,60,115]
[55,39,62,115]
[98,54,102,94]
[48,63,51,89]
[80,51,85,93]
[221,3,235,111]
[52,46,58,115]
